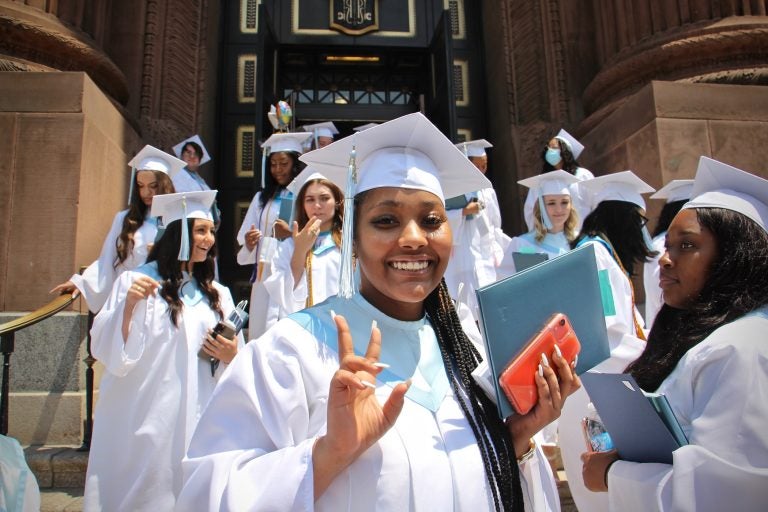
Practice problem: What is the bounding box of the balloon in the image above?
[277,100,292,129]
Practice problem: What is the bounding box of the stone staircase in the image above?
[25,446,86,511]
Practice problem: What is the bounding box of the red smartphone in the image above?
[498,313,580,415]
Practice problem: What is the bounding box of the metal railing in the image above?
[0,291,96,450]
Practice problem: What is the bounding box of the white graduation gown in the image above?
[172,168,211,193]
[607,306,768,511]
[642,233,666,329]
[70,210,157,313]
[444,187,511,319]
[178,294,559,512]
[497,231,571,280]
[236,191,288,338]
[262,234,340,319]
[523,167,594,231]
[84,263,243,512]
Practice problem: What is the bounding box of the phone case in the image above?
[498,313,580,415]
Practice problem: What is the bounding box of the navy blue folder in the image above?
[475,243,610,418]
[581,372,687,464]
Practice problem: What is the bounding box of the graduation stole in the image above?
[600,237,647,341]
[304,231,336,308]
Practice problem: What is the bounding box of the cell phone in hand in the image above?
[498,313,580,415]
[582,417,614,452]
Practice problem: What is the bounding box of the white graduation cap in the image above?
[172,134,211,165]
[353,122,379,132]
[682,157,768,232]
[151,190,217,261]
[126,145,186,204]
[518,170,581,229]
[287,166,347,197]
[456,139,493,158]
[554,129,585,160]
[579,170,656,212]
[650,179,694,203]
[301,122,339,140]
[300,112,492,298]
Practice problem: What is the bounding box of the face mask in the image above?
[545,148,562,166]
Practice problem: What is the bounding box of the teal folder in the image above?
[475,243,610,419]
[444,194,469,210]
[581,372,688,464]
[278,197,294,223]
[511,252,548,272]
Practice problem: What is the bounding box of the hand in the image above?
[293,217,322,256]
[50,280,79,297]
[313,314,410,499]
[126,276,160,306]
[506,346,580,457]
[581,449,619,492]
[244,225,262,251]
[201,330,239,364]
[463,201,482,216]
[273,219,292,240]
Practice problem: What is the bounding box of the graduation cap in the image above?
[126,145,187,204]
[579,170,656,212]
[353,122,379,132]
[302,122,339,139]
[259,132,313,188]
[151,190,217,261]
[456,139,493,158]
[682,157,768,232]
[286,166,347,196]
[518,170,581,229]
[554,129,585,160]
[650,179,694,203]
[300,112,491,298]
[172,135,211,165]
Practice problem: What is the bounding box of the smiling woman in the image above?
[177,113,580,512]
[83,190,244,510]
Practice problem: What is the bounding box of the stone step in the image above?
[24,445,88,489]
[40,488,84,512]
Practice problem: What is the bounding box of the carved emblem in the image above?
[330,0,379,36]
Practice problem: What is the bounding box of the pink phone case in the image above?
[498,313,580,415]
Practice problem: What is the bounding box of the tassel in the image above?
[538,192,553,230]
[338,141,358,299]
[178,195,190,261]
[261,146,270,189]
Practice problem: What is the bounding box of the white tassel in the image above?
[338,142,358,299]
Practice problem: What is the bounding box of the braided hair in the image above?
[424,281,525,512]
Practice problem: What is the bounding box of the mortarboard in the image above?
[352,122,379,132]
[301,122,339,140]
[151,190,217,261]
[554,129,585,160]
[650,179,694,203]
[518,170,581,229]
[456,139,493,158]
[579,170,655,212]
[682,157,768,232]
[172,135,211,165]
[259,132,312,188]
[126,145,186,204]
[300,112,491,298]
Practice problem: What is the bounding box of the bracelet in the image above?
[516,438,536,464]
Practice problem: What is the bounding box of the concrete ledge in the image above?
[10,392,84,445]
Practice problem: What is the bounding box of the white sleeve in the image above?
[607,327,768,512]
[90,272,152,377]
[236,194,262,265]
[262,239,307,316]
[178,327,326,511]
[523,189,536,232]
[69,211,126,313]
[446,207,466,246]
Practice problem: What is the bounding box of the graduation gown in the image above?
[497,231,571,280]
[444,187,511,319]
[607,307,768,511]
[177,293,560,512]
[642,233,666,329]
[84,263,243,512]
[523,167,594,232]
[262,234,340,319]
[172,168,211,193]
[69,210,157,313]
[236,190,290,338]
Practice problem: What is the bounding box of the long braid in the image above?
[425,280,525,512]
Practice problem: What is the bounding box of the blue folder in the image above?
[581,372,688,464]
[444,194,469,210]
[475,243,610,418]
[278,197,294,223]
